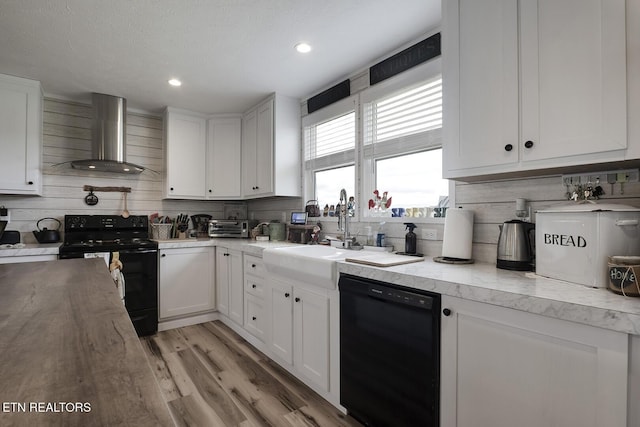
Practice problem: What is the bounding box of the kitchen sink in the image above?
[262,245,359,289]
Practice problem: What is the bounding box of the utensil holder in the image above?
[150,223,173,240]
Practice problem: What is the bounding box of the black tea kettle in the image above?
[496,220,535,271]
[33,217,61,243]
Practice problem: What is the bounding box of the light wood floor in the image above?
[141,321,363,427]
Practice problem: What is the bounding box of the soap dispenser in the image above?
[404,223,417,254]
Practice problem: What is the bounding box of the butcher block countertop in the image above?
[0,258,175,427]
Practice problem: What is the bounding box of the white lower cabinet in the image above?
[267,276,330,392]
[159,247,215,319]
[0,255,57,264]
[244,293,266,341]
[243,255,267,341]
[440,295,628,427]
[269,279,293,363]
[216,247,243,325]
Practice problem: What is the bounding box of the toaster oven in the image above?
[208,219,258,238]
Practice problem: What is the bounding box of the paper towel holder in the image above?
[433,256,474,264]
[434,207,475,264]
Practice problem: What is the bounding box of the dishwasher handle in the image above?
[340,274,437,311]
[367,284,435,310]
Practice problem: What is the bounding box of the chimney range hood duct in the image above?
[71,93,145,174]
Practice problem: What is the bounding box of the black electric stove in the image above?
[58,215,158,336]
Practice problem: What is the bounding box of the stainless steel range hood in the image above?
[71,93,145,174]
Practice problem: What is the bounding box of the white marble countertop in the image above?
[27,235,638,335]
[338,258,640,335]
[154,237,297,256]
[0,242,61,257]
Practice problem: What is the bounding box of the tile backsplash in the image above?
[250,174,640,264]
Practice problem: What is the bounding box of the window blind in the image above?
[304,112,356,161]
[364,78,442,146]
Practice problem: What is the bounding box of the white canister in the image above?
[535,204,640,288]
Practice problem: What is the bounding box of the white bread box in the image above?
[536,204,640,287]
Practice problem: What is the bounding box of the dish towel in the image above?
[109,252,126,303]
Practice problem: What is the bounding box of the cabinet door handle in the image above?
[161,254,166,257]
[504,144,513,152]
[252,316,257,321]
[284,293,290,298]
[443,308,452,316]
[252,284,256,289]
[295,297,300,302]
[524,140,534,149]
[255,186,259,190]
[170,187,174,191]
[28,181,34,185]
[251,264,256,268]
[209,189,212,193]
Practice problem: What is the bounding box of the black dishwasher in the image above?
[339,274,440,427]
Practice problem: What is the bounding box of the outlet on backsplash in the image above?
[422,228,437,240]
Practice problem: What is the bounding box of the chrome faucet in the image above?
[339,188,352,248]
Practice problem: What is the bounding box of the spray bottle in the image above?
[404,223,417,254]
[376,221,386,247]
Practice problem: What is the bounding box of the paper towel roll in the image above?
[442,208,474,260]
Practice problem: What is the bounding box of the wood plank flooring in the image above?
[141,321,363,427]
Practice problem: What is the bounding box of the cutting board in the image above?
[345,253,424,267]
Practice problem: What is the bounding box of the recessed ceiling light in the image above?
[88,165,96,169]
[295,42,312,53]
[168,78,182,87]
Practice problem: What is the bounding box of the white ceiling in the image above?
[0,0,440,114]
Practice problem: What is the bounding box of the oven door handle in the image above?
[107,248,158,255]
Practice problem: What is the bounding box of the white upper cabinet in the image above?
[242,93,301,198]
[443,0,627,180]
[206,117,242,199]
[164,108,207,199]
[164,109,242,199]
[0,74,42,196]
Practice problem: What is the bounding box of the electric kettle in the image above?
[496,220,535,271]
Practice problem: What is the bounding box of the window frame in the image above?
[360,59,453,223]
[301,58,454,225]
[302,96,359,221]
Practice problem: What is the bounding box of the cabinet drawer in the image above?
[244,293,266,342]
[244,255,265,276]
[245,276,265,298]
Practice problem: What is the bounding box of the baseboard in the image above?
[158,312,219,331]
